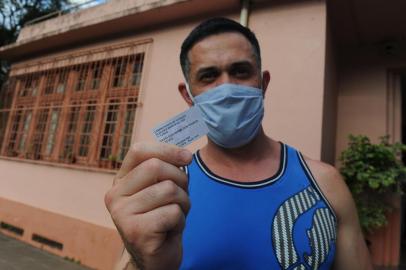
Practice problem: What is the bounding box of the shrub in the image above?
[339,135,406,233]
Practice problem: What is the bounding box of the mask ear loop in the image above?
[185,83,195,105]
[260,73,265,96]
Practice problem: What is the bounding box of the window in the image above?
[6,109,32,157]
[0,112,9,151]
[19,74,39,97]
[44,69,69,95]
[19,111,32,153]
[56,69,69,93]
[78,101,96,157]
[112,58,128,88]
[45,109,60,156]
[45,71,57,95]
[31,108,50,160]
[1,41,149,169]
[119,98,137,160]
[90,62,104,90]
[100,99,120,160]
[75,65,89,91]
[131,53,145,87]
[0,80,16,152]
[61,104,80,162]
[7,109,23,156]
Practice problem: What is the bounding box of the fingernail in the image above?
[180,149,192,163]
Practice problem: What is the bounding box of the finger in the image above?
[116,142,193,180]
[116,158,188,196]
[124,180,190,215]
[139,203,186,235]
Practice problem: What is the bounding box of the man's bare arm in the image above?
[305,158,373,270]
[114,248,138,270]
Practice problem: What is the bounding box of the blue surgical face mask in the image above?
[186,83,264,148]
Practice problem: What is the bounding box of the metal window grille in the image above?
[19,74,39,97]
[44,70,57,95]
[0,40,149,170]
[75,64,89,91]
[89,62,104,90]
[18,110,32,153]
[45,108,60,156]
[0,80,15,151]
[0,112,9,151]
[78,101,96,157]
[43,68,69,95]
[7,109,23,156]
[61,104,81,162]
[119,98,137,160]
[100,99,120,160]
[56,69,69,93]
[112,57,128,88]
[131,53,145,87]
[30,108,49,160]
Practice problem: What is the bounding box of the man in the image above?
[105,18,372,270]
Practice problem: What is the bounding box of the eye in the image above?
[198,70,219,82]
[230,65,252,78]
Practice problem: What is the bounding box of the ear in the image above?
[178,82,194,107]
[261,70,271,95]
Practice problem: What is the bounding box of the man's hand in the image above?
[104,142,193,270]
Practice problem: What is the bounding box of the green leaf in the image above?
[339,134,405,233]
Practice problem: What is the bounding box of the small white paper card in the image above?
[152,106,209,147]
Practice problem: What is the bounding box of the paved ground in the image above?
[0,233,90,270]
[1,231,405,270]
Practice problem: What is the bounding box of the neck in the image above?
[199,127,282,182]
[201,127,277,165]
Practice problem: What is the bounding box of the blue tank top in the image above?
[180,143,337,270]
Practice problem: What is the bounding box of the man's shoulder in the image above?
[302,155,354,224]
[303,156,341,183]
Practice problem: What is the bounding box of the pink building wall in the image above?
[335,44,405,157]
[0,159,115,227]
[0,197,122,270]
[335,43,406,267]
[251,1,327,160]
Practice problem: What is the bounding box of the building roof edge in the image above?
[0,0,239,62]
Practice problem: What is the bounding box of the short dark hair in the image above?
[180,17,261,81]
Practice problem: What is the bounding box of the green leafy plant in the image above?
[108,154,117,162]
[108,154,120,169]
[339,135,406,233]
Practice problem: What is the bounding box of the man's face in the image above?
[187,32,262,96]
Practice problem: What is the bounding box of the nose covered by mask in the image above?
[186,83,264,149]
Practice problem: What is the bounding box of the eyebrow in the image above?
[229,60,254,67]
[195,66,219,79]
[228,61,255,71]
[195,60,255,76]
